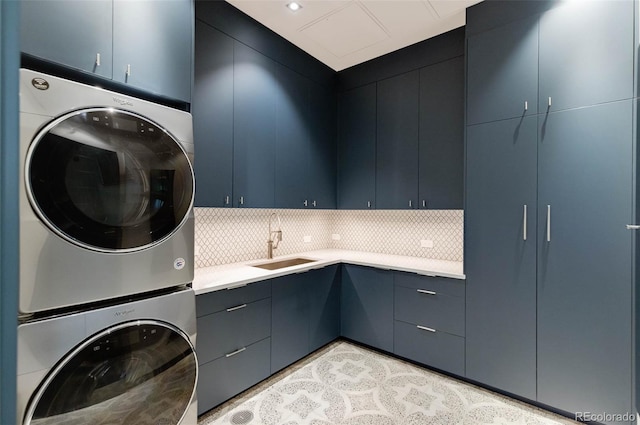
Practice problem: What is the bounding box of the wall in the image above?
[194,208,463,268]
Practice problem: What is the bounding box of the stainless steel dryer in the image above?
[17,287,198,425]
[19,69,195,315]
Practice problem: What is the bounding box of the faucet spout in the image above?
[267,213,282,259]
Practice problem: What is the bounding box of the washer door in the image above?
[26,108,194,252]
[23,320,197,425]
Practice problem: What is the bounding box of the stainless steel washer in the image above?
[17,288,198,425]
[19,69,195,315]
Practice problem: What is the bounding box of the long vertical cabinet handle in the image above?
[523,205,527,241]
[96,53,101,67]
[546,205,551,242]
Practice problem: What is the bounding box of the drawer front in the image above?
[394,285,465,336]
[197,337,271,415]
[394,320,464,376]
[196,280,271,317]
[394,272,465,298]
[197,297,271,364]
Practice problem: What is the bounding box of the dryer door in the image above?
[26,108,194,252]
[23,320,197,425]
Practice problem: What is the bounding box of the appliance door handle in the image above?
[626,225,640,230]
[417,289,436,295]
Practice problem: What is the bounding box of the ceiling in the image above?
[225,0,482,71]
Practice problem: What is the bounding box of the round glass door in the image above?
[26,108,194,252]
[23,320,197,425]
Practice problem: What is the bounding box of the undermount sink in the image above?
[252,257,317,270]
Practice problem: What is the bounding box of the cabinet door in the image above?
[376,71,419,209]
[271,274,310,373]
[20,0,112,79]
[537,102,633,420]
[539,0,633,113]
[308,82,337,209]
[233,42,276,208]
[308,265,340,351]
[465,116,537,400]
[193,22,233,207]
[418,57,464,209]
[113,0,192,102]
[337,84,376,209]
[341,265,393,352]
[275,64,309,209]
[466,15,538,125]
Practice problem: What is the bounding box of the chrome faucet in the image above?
[267,212,282,259]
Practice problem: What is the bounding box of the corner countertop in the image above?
[193,249,464,295]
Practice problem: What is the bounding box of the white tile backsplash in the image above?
[194,208,463,268]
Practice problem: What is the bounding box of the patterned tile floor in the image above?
[198,341,580,425]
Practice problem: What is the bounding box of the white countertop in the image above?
[193,249,464,295]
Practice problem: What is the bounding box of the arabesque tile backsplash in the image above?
[194,208,463,268]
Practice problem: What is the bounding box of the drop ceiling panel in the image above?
[300,3,390,58]
[226,0,482,71]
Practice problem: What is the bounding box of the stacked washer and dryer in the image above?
[17,69,199,425]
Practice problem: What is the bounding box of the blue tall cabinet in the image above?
[465,1,637,422]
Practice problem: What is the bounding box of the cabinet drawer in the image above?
[394,320,464,376]
[394,285,464,336]
[395,272,465,298]
[197,337,271,415]
[197,298,271,364]
[196,280,271,317]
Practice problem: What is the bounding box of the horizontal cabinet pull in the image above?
[226,303,247,312]
[416,289,436,295]
[417,325,436,333]
[626,224,640,230]
[225,347,246,358]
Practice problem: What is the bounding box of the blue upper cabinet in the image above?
[113,0,193,103]
[233,42,277,208]
[274,65,336,209]
[337,83,377,209]
[193,22,234,207]
[307,82,337,209]
[275,64,310,209]
[21,0,193,103]
[466,15,538,125]
[538,0,634,113]
[376,70,419,209]
[418,57,464,209]
[20,0,113,79]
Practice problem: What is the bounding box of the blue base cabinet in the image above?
[271,265,341,373]
[393,273,466,376]
[196,281,272,414]
[340,265,394,352]
[309,265,341,351]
